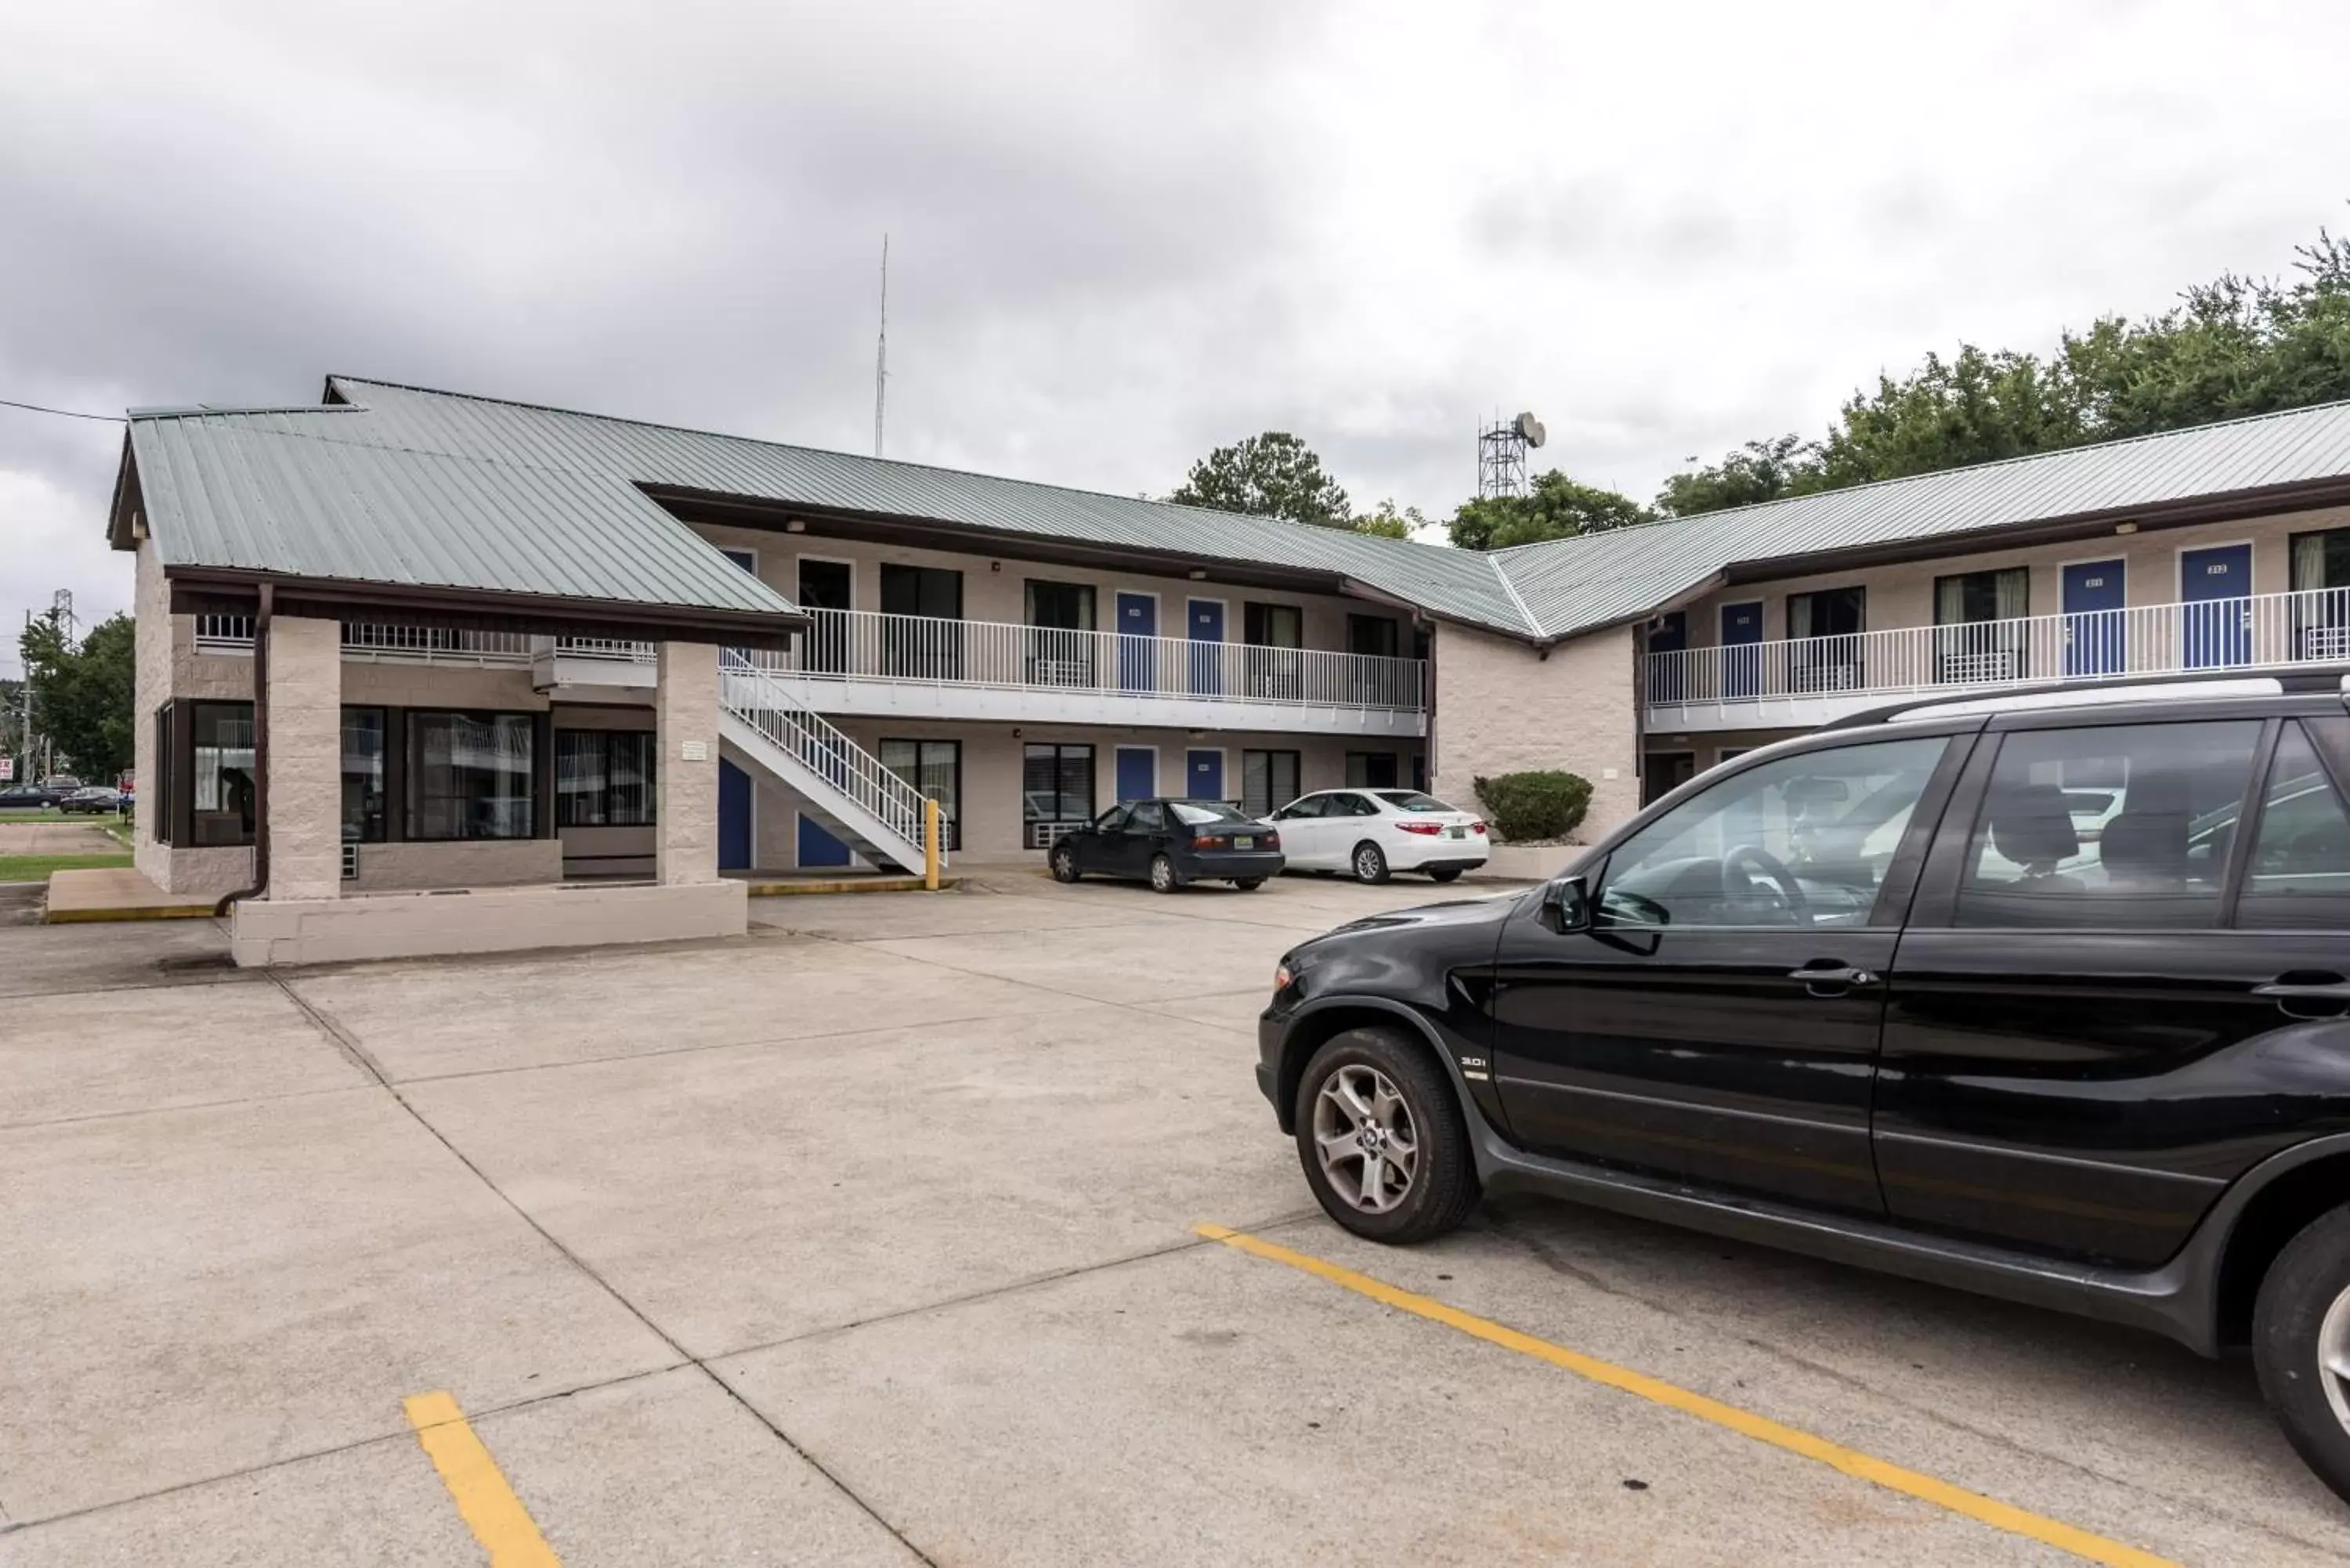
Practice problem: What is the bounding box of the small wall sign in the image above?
[681,740,709,761]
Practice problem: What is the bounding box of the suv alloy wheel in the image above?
[1295,1028,1478,1243]
[2255,1205,2350,1504]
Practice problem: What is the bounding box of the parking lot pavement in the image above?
[5,869,2349,1566]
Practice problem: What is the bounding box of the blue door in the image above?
[2182,544,2252,668]
[1188,598,1224,695]
[718,758,754,869]
[797,812,852,868]
[1720,602,1763,699]
[1186,749,1224,801]
[1115,593,1157,692]
[2062,558,2127,677]
[1115,746,1156,804]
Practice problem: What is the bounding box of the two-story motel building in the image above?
[110,378,2350,963]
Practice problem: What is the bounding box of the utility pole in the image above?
[873,233,889,459]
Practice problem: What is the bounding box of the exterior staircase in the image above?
[717,650,938,873]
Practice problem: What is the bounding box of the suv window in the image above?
[1598,736,1949,929]
[1954,720,2261,929]
[2238,722,2350,926]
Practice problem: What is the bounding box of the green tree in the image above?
[1814,344,2090,489]
[1168,431,1352,529]
[1351,498,1428,540]
[19,611,136,782]
[1654,434,1823,517]
[1448,470,1650,551]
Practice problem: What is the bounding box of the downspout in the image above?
[213,583,272,917]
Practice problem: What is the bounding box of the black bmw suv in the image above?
[1257,670,2350,1502]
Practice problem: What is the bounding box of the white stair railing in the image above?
[718,649,939,866]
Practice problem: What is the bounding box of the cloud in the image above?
[4,0,2350,637]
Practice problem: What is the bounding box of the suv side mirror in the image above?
[1542,874,1592,934]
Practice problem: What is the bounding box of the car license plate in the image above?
[1235,835,1254,850]
[1447,826,1465,839]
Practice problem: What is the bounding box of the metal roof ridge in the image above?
[324,374,1470,568]
[128,403,367,421]
[1484,553,1542,638]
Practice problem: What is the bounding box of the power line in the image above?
[0,396,125,423]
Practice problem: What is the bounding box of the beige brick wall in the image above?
[131,541,172,890]
[1432,622,1640,839]
[349,840,563,891]
[656,642,721,885]
[265,616,345,901]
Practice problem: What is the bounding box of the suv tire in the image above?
[1350,841,1391,885]
[1295,1027,1479,1244]
[2255,1204,2350,1505]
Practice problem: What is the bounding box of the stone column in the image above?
[656,641,721,885]
[267,616,344,901]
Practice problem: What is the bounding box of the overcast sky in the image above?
[5,0,2350,674]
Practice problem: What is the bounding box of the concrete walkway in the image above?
[0,821,122,856]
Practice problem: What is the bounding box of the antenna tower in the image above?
[1477,411,1547,499]
[873,234,889,458]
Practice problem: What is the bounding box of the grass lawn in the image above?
[0,852,134,883]
[0,807,70,823]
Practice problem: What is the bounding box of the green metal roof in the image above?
[122,377,2350,645]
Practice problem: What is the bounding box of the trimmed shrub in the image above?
[1472,770,1593,842]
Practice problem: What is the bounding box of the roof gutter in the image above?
[212,583,272,919]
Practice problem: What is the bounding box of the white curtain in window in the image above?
[1994,567,2029,622]
[1788,594,1813,640]
[1934,576,1965,626]
[2294,532,2328,594]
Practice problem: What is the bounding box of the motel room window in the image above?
[2292,528,2350,657]
[1022,742,1095,842]
[1346,615,1400,659]
[555,731,656,828]
[342,708,389,844]
[189,701,256,847]
[1242,750,1302,818]
[1933,566,2030,681]
[1785,585,1867,692]
[1243,602,1304,649]
[882,739,962,851]
[1345,751,1400,789]
[407,712,536,840]
[1024,581,1097,687]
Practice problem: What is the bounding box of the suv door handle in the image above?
[2255,974,2350,1017]
[1789,963,1878,992]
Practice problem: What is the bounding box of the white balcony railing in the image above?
[772,608,1424,710]
[191,616,531,666]
[548,609,1426,712]
[1647,585,2350,717]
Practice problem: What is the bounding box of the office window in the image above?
[1022,743,1094,828]
[1955,721,2262,929]
[153,703,175,844]
[342,708,389,844]
[1242,750,1301,817]
[1244,602,1303,649]
[1347,615,1400,659]
[881,738,961,851]
[408,712,536,840]
[1346,751,1399,789]
[190,701,256,847]
[555,730,656,827]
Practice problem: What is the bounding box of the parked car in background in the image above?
[1048,798,1282,892]
[0,785,60,811]
[59,786,122,815]
[1254,668,2350,1505]
[1268,789,1488,884]
[40,775,83,794]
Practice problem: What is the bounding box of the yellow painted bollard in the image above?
[923,797,942,891]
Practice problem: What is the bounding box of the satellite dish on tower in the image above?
[1515,411,1547,449]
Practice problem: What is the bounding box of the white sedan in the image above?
[1265,789,1489,884]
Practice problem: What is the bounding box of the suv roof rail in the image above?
[1821,665,2350,730]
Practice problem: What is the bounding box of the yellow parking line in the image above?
[403,1391,562,1567]
[1193,1222,2175,1568]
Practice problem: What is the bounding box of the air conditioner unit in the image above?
[342,842,360,880]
